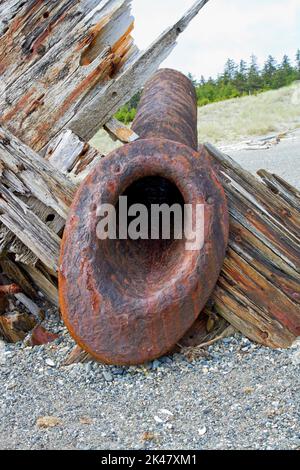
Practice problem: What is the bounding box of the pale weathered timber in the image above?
[0,126,75,275]
[44,129,102,180]
[0,126,75,217]
[104,117,139,143]
[0,125,102,297]
[0,0,104,81]
[14,293,44,322]
[0,0,138,152]
[21,263,59,307]
[63,345,94,366]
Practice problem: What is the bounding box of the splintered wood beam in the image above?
[0,1,104,82]
[104,117,139,143]
[0,126,102,275]
[0,0,138,152]
[21,264,59,307]
[0,258,36,299]
[0,184,60,275]
[69,0,211,141]
[204,143,300,348]
[0,125,76,218]
[44,129,102,178]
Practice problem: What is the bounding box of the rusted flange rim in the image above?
[59,139,228,365]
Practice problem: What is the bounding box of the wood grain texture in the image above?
[0,0,298,351]
[0,311,36,343]
[204,143,300,348]
[0,0,210,150]
[257,169,300,212]
[0,0,137,151]
[0,183,60,274]
[69,0,211,141]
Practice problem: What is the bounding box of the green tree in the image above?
[262,55,277,89]
[234,60,248,94]
[247,55,261,94]
[187,72,198,87]
[273,55,297,88]
[239,60,248,76]
[223,58,237,83]
[200,75,206,86]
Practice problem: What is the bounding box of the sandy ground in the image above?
[223,130,300,189]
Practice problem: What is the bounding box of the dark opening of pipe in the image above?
[101,176,188,292]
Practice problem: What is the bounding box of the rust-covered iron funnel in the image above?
[59,69,229,365]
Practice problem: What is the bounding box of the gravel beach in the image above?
[0,309,299,450]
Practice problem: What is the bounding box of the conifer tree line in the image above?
[193,50,300,106]
[116,50,300,123]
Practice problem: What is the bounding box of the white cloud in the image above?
[131,0,300,78]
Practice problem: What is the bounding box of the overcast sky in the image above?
[131,0,300,79]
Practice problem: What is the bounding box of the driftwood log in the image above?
[0,0,299,350]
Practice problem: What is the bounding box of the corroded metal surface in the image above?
[59,69,229,365]
[132,69,198,150]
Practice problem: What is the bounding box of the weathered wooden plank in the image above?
[213,284,295,349]
[228,218,300,304]
[0,0,102,81]
[0,310,37,343]
[69,0,211,141]
[44,129,101,178]
[0,257,37,299]
[257,169,300,212]
[225,185,300,273]
[220,247,300,336]
[205,144,300,242]
[22,264,59,306]
[0,1,211,154]
[0,126,102,274]
[104,117,139,143]
[0,184,60,274]
[203,143,300,347]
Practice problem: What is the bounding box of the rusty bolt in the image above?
[59,69,229,365]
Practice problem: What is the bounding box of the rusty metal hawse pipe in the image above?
[132,69,198,149]
[59,69,229,365]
